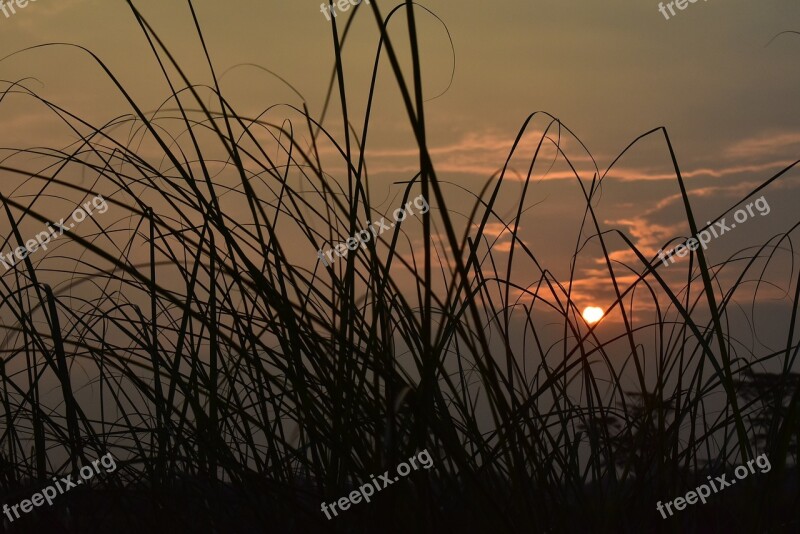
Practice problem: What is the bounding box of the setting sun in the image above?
[582,306,604,324]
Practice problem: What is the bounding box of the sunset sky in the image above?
[2,5,799,531]
[1,0,798,331]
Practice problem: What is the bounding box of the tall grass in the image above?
[0,1,798,532]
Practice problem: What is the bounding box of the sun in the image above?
[582,306,604,324]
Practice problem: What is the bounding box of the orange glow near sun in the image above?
[582,306,604,324]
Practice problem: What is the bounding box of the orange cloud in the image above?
[724,132,800,159]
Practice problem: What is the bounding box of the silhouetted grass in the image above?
[0,2,798,532]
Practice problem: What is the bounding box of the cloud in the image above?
[724,131,800,159]
[359,129,800,185]
[476,222,516,239]
[348,129,598,180]
[602,161,794,182]
[322,128,800,316]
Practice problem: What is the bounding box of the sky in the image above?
[0,0,799,339]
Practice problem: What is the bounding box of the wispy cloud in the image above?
[361,129,800,185]
[724,131,800,160]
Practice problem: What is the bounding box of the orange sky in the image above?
[0,0,798,333]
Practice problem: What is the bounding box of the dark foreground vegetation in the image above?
[0,1,798,532]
